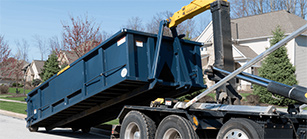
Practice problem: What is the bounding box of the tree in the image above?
[40,53,60,82]
[229,0,307,19]
[34,35,49,60]
[123,16,145,31]
[62,14,103,58]
[146,11,173,37]
[49,36,64,56]
[146,11,199,39]
[0,35,11,64]
[0,35,11,79]
[15,39,29,63]
[1,57,26,94]
[253,26,297,106]
[177,19,198,40]
[6,39,30,93]
[299,0,307,19]
[230,0,250,18]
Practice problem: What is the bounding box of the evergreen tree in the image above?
[40,53,60,82]
[253,26,297,106]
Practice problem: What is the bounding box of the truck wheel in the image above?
[28,126,38,132]
[120,110,156,139]
[155,115,199,139]
[217,118,263,139]
[45,127,52,132]
[81,127,91,133]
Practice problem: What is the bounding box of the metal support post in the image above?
[210,0,239,104]
[149,20,168,80]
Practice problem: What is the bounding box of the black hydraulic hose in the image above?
[213,67,307,104]
[212,67,269,87]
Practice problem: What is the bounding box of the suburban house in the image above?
[196,10,307,90]
[25,60,45,82]
[57,50,79,68]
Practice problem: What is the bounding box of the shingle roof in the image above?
[61,50,79,65]
[33,60,45,74]
[233,44,258,59]
[231,10,307,40]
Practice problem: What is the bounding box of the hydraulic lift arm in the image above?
[151,0,235,100]
[167,0,227,28]
[150,0,227,88]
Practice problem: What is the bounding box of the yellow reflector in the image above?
[193,116,199,126]
[57,65,70,76]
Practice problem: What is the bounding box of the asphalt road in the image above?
[0,114,110,139]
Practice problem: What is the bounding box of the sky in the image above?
[0,0,212,62]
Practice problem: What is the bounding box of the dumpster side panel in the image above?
[104,36,129,85]
[85,49,104,96]
[26,29,205,128]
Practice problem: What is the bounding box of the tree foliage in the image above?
[49,36,63,56]
[40,53,60,82]
[0,35,11,64]
[122,11,199,40]
[0,38,27,89]
[62,14,103,58]
[33,35,49,61]
[0,58,24,81]
[0,35,11,81]
[253,26,297,106]
[123,16,145,31]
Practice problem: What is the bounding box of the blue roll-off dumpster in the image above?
[26,29,205,131]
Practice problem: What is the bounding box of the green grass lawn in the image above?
[103,119,119,125]
[207,92,216,98]
[0,101,27,114]
[1,96,26,102]
[240,93,252,98]
[0,94,12,97]
[8,88,32,94]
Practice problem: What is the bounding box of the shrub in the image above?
[0,85,9,94]
[12,83,23,87]
[32,79,42,87]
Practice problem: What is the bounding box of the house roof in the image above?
[33,60,45,74]
[59,50,79,65]
[233,44,258,59]
[231,10,307,40]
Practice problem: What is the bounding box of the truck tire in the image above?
[217,118,263,139]
[120,110,156,139]
[45,127,52,132]
[28,126,38,132]
[155,115,199,139]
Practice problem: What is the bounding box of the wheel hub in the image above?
[125,122,140,139]
[163,128,182,139]
[223,129,249,139]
